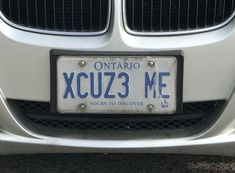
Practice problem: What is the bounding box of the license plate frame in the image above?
[50,50,183,114]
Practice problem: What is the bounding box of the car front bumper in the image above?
[0,0,235,155]
[0,88,233,155]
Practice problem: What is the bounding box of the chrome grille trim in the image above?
[0,0,111,36]
[123,0,235,36]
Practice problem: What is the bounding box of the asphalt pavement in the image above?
[0,154,235,173]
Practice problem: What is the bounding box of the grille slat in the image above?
[89,0,92,30]
[8,0,11,20]
[196,0,199,27]
[62,0,65,30]
[125,0,235,34]
[178,0,181,30]
[53,0,56,29]
[26,0,29,26]
[213,0,217,25]
[169,0,172,30]
[0,0,110,34]
[17,0,20,24]
[99,0,102,30]
[232,0,234,13]
[35,0,38,27]
[160,0,162,30]
[44,0,47,29]
[205,0,208,27]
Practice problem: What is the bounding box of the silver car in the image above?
[0,0,234,155]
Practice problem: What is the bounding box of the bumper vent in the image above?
[0,0,111,35]
[10,100,224,133]
[124,0,235,35]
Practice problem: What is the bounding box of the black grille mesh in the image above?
[125,0,235,33]
[11,100,222,131]
[29,116,203,131]
[0,0,110,33]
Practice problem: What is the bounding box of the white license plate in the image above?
[56,56,178,114]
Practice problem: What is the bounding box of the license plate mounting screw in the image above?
[79,104,86,111]
[79,60,86,67]
[147,104,154,111]
[148,61,155,67]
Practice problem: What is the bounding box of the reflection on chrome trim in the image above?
[0,0,112,36]
[122,0,235,36]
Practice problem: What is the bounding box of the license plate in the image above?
[56,56,178,114]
